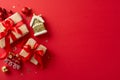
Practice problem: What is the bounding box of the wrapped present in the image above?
[30,14,47,36]
[19,38,47,65]
[0,12,29,48]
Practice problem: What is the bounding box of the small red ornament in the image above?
[21,7,32,16]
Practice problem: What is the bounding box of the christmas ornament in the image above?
[21,7,32,16]
[30,14,47,36]
[1,66,8,72]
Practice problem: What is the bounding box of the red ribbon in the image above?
[22,43,44,65]
[0,18,24,58]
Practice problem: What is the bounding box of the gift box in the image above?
[19,38,47,65]
[0,12,29,48]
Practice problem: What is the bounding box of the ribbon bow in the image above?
[22,43,44,65]
[0,18,24,59]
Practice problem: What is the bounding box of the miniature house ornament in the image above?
[30,14,47,36]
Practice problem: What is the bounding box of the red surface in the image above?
[0,0,120,80]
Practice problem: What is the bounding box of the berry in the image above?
[0,12,3,17]
[8,10,14,15]
[0,7,2,12]
[2,8,7,15]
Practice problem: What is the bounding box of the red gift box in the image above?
[19,38,47,65]
[0,12,29,48]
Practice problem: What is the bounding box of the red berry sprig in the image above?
[0,7,14,21]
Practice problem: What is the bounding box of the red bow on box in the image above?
[0,18,24,59]
[22,43,44,65]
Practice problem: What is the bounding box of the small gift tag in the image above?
[30,14,47,36]
[4,52,22,70]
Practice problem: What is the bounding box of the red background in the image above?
[0,0,120,80]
